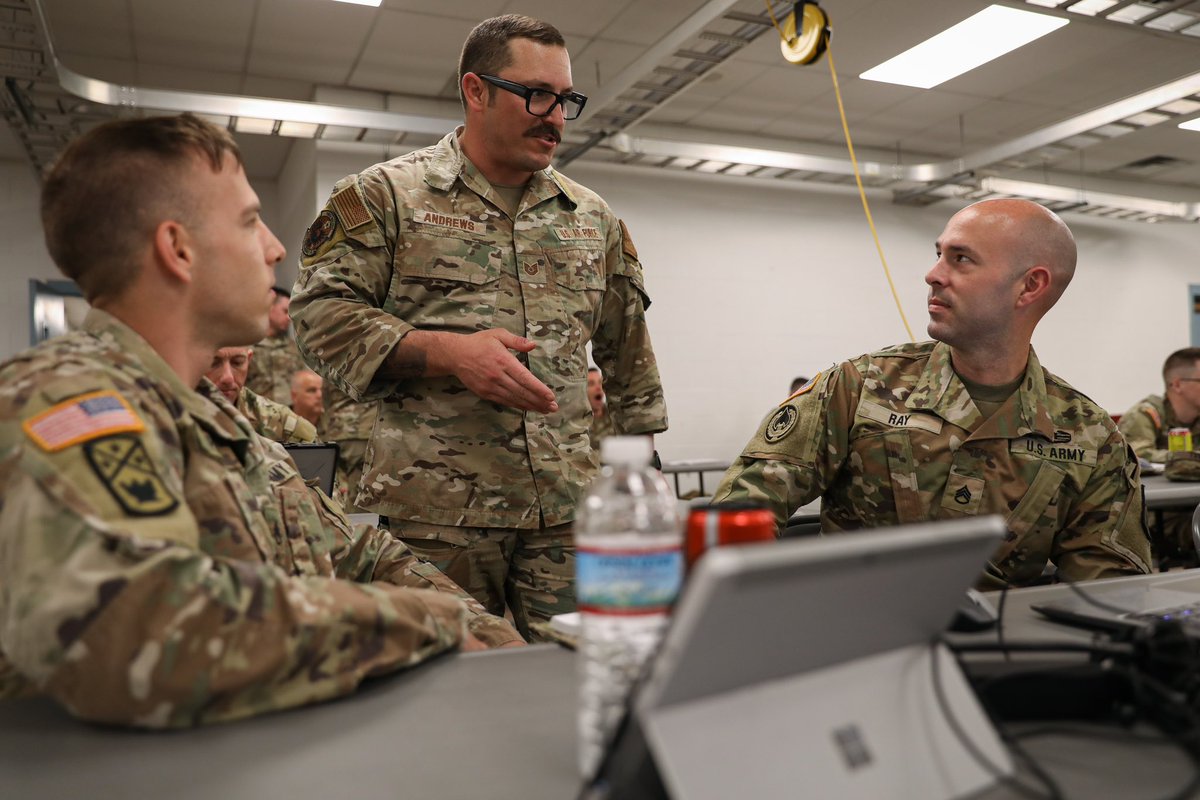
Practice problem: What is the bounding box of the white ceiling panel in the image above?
[41,0,133,60]
[248,0,379,85]
[502,0,635,39]
[129,0,256,73]
[349,10,476,95]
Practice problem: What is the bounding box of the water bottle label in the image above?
[576,547,682,613]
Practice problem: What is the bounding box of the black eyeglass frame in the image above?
[477,74,588,120]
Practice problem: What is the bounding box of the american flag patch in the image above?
[23,390,144,452]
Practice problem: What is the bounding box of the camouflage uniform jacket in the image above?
[589,410,616,452]
[292,130,668,528]
[0,309,521,727]
[237,385,318,444]
[246,332,305,406]
[322,383,375,443]
[712,341,1152,588]
[1118,393,1200,464]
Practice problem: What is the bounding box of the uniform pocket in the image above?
[391,234,503,330]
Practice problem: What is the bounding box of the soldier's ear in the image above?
[153,219,196,286]
[461,72,489,114]
[1015,265,1051,309]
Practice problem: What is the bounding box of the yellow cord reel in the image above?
[779,2,831,65]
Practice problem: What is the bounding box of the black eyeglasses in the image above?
[478,74,588,120]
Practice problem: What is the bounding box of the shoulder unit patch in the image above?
[764,405,799,443]
[84,435,179,516]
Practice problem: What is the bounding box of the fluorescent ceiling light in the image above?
[1066,0,1117,16]
[333,0,382,6]
[860,5,1069,89]
[1177,117,1200,133]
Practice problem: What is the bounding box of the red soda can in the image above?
[685,501,777,570]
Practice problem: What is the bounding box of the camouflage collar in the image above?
[907,341,1055,439]
[424,129,578,210]
[81,308,256,452]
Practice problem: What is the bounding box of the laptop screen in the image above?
[283,442,339,497]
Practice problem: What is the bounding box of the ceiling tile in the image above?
[248,0,378,85]
[348,10,477,95]
[129,0,256,73]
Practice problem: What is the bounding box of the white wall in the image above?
[0,160,63,357]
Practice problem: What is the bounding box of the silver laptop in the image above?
[1032,571,1200,634]
[588,516,1011,800]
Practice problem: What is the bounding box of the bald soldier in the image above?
[714,199,1151,588]
[0,113,521,728]
[205,346,318,444]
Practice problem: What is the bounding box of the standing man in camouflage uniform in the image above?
[292,15,668,637]
[206,346,318,444]
[0,113,521,727]
[1118,347,1200,563]
[323,383,376,513]
[713,199,1151,589]
[245,287,305,405]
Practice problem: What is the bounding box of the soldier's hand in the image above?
[461,631,489,652]
[446,329,558,413]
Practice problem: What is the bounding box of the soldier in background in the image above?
[292,14,668,638]
[245,287,305,405]
[714,199,1151,589]
[1119,347,1200,564]
[587,366,614,450]
[289,368,325,433]
[0,113,521,727]
[206,346,317,444]
[1119,348,1200,463]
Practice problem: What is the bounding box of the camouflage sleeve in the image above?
[242,389,318,444]
[1052,433,1153,582]
[711,364,856,530]
[0,394,468,727]
[291,170,408,403]
[1117,403,1167,463]
[308,490,525,647]
[590,218,668,435]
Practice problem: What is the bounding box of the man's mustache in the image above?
[525,124,561,143]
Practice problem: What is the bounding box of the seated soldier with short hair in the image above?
[0,113,522,728]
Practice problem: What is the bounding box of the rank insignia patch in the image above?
[764,405,798,443]
[84,435,179,516]
[302,210,338,257]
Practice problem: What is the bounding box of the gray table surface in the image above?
[1142,473,1200,511]
[5,574,1200,799]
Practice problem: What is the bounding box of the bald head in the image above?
[290,369,324,426]
[955,199,1077,310]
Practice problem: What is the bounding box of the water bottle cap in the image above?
[600,436,653,466]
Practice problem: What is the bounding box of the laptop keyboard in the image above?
[1130,601,1200,624]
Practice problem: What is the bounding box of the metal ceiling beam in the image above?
[573,0,745,126]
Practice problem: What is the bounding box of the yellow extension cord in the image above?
[764,1,916,342]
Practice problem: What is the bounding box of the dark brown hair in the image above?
[458,14,565,110]
[1164,348,1200,384]
[40,113,242,302]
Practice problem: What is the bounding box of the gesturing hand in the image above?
[445,329,558,413]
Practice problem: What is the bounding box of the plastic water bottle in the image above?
[575,436,681,778]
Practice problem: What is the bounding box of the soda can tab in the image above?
[685,501,776,570]
[1169,427,1193,453]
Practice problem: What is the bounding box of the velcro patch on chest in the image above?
[23,390,145,452]
[330,183,373,231]
[1010,436,1097,466]
[858,399,943,435]
[84,434,179,516]
[412,209,484,234]
[555,225,602,242]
